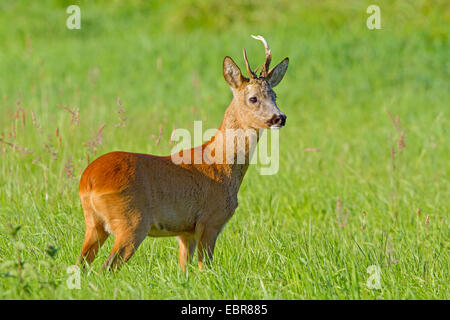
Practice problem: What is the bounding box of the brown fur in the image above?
[77,45,289,271]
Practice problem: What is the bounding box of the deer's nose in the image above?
[268,114,287,127]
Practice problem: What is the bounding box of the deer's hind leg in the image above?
[102,222,149,271]
[77,196,110,268]
[91,193,151,271]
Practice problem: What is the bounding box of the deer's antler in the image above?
[242,48,257,79]
[251,35,272,78]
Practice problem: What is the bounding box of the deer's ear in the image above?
[266,58,289,88]
[223,56,247,89]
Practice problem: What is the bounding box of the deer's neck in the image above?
[203,99,260,186]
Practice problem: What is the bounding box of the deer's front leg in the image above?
[178,235,197,272]
[197,227,220,270]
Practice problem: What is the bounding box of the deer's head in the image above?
[223,35,289,130]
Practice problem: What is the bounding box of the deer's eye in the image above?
[249,96,258,104]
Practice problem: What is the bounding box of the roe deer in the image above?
[77,35,289,271]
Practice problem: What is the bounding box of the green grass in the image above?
[0,0,448,299]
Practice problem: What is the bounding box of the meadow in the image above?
[0,0,448,299]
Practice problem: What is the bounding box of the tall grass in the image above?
[0,0,448,299]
